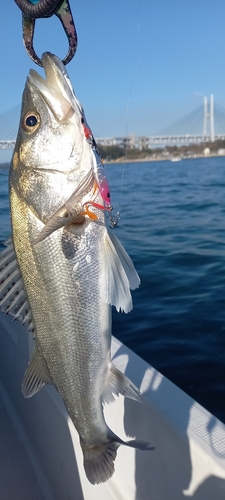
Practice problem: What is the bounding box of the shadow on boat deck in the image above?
[0,313,84,500]
[1,311,225,500]
[114,342,225,500]
[0,384,47,500]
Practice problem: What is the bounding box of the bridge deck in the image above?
[1,134,225,150]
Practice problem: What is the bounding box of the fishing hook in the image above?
[14,0,78,66]
[108,211,120,229]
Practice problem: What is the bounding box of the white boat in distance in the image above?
[171,156,183,162]
[0,312,225,500]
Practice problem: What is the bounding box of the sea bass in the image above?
[0,52,152,484]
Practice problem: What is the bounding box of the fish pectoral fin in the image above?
[0,237,34,333]
[34,215,69,244]
[22,345,52,398]
[100,230,140,313]
[103,364,142,404]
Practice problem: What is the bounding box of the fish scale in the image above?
[22,206,110,425]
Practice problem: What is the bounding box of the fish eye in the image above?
[22,111,40,134]
[81,117,84,124]
[26,115,37,127]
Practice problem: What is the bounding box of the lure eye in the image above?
[81,117,84,124]
[22,111,40,134]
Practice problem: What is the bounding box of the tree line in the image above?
[98,139,225,161]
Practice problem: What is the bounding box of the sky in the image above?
[1,0,225,162]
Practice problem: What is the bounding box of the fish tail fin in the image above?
[82,435,154,484]
[82,440,120,485]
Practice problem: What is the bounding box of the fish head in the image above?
[11,52,95,220]
[16,51,89,171]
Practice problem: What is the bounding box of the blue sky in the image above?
[1,0,225,161]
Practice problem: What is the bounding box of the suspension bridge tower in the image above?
[203,94,215,141]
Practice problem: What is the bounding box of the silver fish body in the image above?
[0,53,152,484]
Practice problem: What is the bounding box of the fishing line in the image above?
[109,0,142,229]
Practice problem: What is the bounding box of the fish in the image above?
[0,52,153,484]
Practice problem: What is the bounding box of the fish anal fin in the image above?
[22,345,52,398]
[103,364,142,404]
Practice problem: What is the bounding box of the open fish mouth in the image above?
[28,52,83,122]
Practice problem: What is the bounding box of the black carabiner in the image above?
[15,0,78,66]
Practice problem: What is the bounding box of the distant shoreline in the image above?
[1,153,225,169]
[105,153,225,164]
[0,163,10,169]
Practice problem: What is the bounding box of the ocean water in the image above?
[1,157,225,423]
[105,156,225,424]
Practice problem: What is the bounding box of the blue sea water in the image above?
[1,157,225,423]
[105,156,225,424]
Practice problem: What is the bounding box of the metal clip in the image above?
[18,0,77,66]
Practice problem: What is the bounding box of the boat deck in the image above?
[0,313,225,500]
[0,384,48,500]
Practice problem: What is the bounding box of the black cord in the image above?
[14,0,62,18]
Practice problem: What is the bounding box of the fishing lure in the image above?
[92,154,111,208]
[81,111,120,227]
[81,115,111,208]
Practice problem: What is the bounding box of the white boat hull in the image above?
[0,312,225,499]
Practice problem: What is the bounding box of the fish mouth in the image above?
[28,52,83,122]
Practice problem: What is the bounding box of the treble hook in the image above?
[14,0,78,66]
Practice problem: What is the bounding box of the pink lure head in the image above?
[81,112,111,207]
[95,161,111,207]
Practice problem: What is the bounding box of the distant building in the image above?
[218,148,225,156]
[204,147,210,157]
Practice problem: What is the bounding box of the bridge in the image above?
[96,133,225,149]
[1,95,225,150]
[0,140,16,150]
[3,135,225,151]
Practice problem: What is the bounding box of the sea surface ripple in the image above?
[1,157,225,422]
[105,156,225,423]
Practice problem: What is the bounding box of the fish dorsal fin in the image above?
[22,345,52,398]
[0,237,34,333]
[102,364,142,404]
[100,230,140,313]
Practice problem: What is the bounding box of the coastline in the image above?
[105,152,225,164]
[1,153,225,169]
